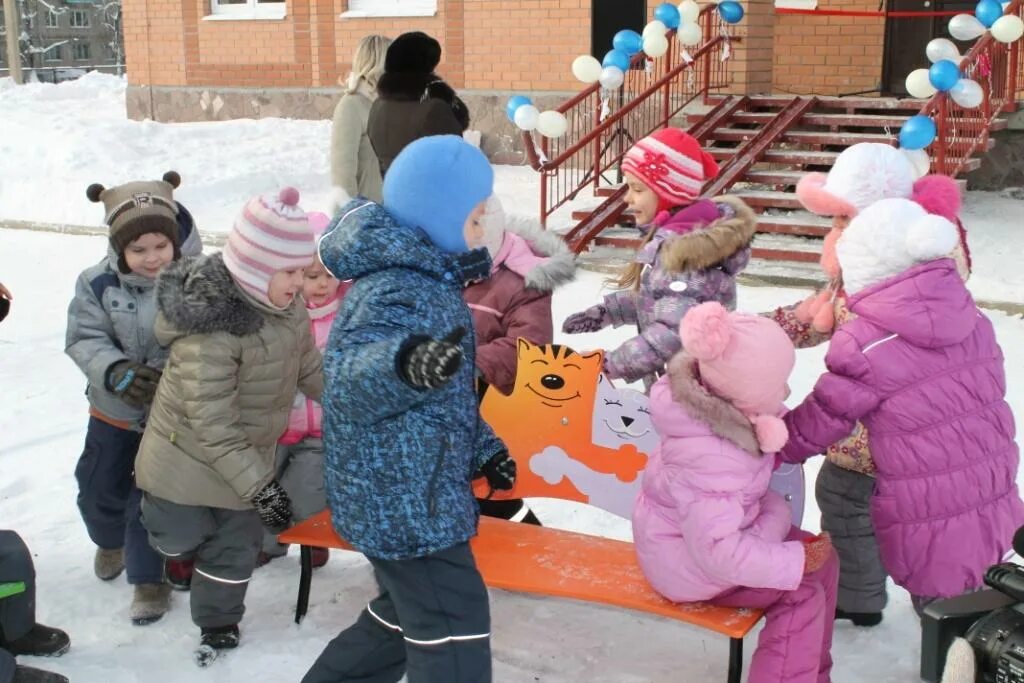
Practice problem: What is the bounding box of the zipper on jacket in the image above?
[426,436,450,517]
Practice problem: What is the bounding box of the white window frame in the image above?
[206,0,286,21]
[45,10,59,28]
[69,10,90,28]
[73,42,90,60]
[341,0,436,19]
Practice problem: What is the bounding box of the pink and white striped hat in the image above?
[222,187,316,308]
[621,128,719,211]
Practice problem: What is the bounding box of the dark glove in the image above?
[476,451,517,493]
[105,360,162,408]
[251,480,293,533]
[562,305,610,334]
[398,327,465,389]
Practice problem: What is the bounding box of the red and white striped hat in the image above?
[222,186,316,308]
[621,128,719,210]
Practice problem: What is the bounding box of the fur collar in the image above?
[501,216,576,291]
[666,353,762,457]
[660,196,757,273]
[156,253,264,338]
[376,72,469,129]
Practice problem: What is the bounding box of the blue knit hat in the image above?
[383,135,494,253]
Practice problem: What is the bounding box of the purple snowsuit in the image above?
[782,259,1024,600]
[603,196,757,385]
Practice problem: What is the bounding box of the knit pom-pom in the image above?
[86,184,105,203]
[912,174,961,222]
[906,214,958,262]
[680,302,731,361]
[700,150,720,182]
[751,414,789,453]
[162,171,181,189]
[279,186,300,207]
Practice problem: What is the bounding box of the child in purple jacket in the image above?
[781,197,1024,614]
[561,128,756,387]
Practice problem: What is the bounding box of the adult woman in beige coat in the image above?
[331,35,391,207]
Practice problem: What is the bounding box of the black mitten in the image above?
[251,480,293,533]
[398,327,465,389]
[105,361,163,408]
[476,451,517,492]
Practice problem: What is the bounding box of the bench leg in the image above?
[727,638,743,683]
[295,545,313,625]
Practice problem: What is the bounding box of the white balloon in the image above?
[678,22,703,46]
[948,13,988,41]
[536,110,568,139]
[678,0,700,23]
[643,33,670,58]
[905,69,938,99]
[902,149,931,179]
[571,55,603,84]
[991,14,1024,43]
[926,38,961,65]
[599,66,625,90]
[950,78,984,109]
[513,104,540,131]
[642,20,668,40]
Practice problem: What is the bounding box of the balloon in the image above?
[571,55,603,83]
[905,69,938,99]
[599,65,625,90]
[902,148,931,179]
[642,20,668,40]
[513,104,540,131]
[613,30,644,57]
[643,33,670,58]
[678,0,700,23]
[602,49,631,71]
[928,59,961,92]
[536,111,568,139]
[678,22,703,46]
[654,2,681,29]
[991,14,1024,43]
[899,115,937,150]
[950,78,984,108]
[506,95,531,123]
[926,38,961,65]
[975,0,1003,28]
[948,13,987,41]
[718,1,744,24]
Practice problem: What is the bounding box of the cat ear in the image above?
[517,338,534,357]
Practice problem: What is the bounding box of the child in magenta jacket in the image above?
[634,302,837,683]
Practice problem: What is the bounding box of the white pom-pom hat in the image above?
[796,143,917,217]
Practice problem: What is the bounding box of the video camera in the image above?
[921,527,1024,682]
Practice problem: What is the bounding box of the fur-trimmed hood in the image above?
[659,195,757,273]
[499,216,576,292]
[154,252,267,342]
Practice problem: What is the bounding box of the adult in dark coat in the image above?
[367,31,470,176]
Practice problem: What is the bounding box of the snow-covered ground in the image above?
[1,73,1023,682]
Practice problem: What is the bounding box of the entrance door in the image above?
[591,0,647,60]
[881,0,977,95]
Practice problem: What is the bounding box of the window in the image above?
[44,45,63,61]
[46,10,59,27]
[208,0,285,20]
[73,43,90,60]
[342,0,436,17]
[70,10,89,28]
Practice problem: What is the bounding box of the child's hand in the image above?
[476,451,517,493]
[803,533,833,574]
[252,480,293,533]
[399,327,465,389]
[562,305,609,334]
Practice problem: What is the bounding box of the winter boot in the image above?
[167,559,194,592]
[130,583,172,626]
[94,547,124,581]
[13,665,69,683]
[835,607,883,627]
[311,547,330,569]
[2,624,70,657]
[200,625,240,650]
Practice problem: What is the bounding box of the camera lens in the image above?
[965,606,1024,682]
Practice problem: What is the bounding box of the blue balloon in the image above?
[653,3,681,29]
[718,1,745,24]
[613,29,644,56]
[603,49,632,72]
[975,0,1003,28]
[899,115,937,150]
[928,59,962,92]
[506,95,531,123]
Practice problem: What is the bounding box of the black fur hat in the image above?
[385,32,442,74]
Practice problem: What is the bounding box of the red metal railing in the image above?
[925,0,1023,176]
[524,7,739,227]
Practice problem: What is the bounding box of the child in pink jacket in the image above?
[633,302,837,683]
[261,212,350,567]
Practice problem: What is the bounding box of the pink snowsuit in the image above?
[633,354,838,683]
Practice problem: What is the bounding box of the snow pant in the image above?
[713,528,840,683]
[302,542,491,683]
[262,440,327,556]
[0,532,35,683]
[141,494,262,629]
[74,417,165,585]
[816,459,888,614]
